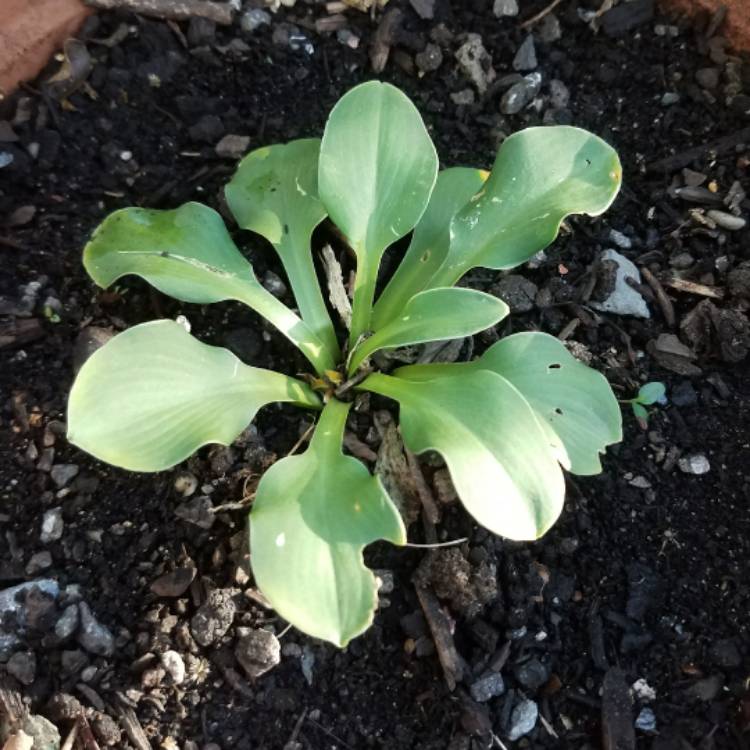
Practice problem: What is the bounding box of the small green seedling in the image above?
[624,381,667,429]
[67,82,623,646]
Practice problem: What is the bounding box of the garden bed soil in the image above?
[1,2,750,749]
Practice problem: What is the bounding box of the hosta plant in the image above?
[68,82,623,647]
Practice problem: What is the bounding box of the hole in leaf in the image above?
[554,407,563,415]
[421,250,431,263]
[584,158,592,166]
[548,363,561,370]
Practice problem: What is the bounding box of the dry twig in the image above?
[83,0,234,24]
[640,266,676,328]
[520,0,564,29]
[663,277,724,300]
[414,585,464,690]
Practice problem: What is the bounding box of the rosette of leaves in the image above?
[67,82,623,647]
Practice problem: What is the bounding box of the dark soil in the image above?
[1,1,750,749]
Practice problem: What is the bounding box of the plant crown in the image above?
[68,82,623,646]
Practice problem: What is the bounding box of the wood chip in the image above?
[663,277,724,299]
[115,700,151,750]
[320,243,351,329]
[601,668,635,750]
[341,0,387,10]
[405,448,440,535]
[315,14,348,33]
[75,713,102,750]
[414,584,464,690]
[0,318,45,350]
[639,267,675,327]
[374,411,421,525]
[0,675,25,726]
[83,0,234,25]
[647,333,701,376]
[370,7,403,73]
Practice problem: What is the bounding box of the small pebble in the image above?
[190,589,237,646]
[450,89,475,106]
[240,8,271,32]
[409,0,435,19]
[374,570,394,595]
[161,650,186,685]
[635,707,657,732]
[6,650,37,685]
[50,464,79,489]
[654,23,679,37]
[706,210,746,231]
[215,134,250,160]
[507,699,538,741]
[26,551,52,575]
[415,43,443,74]
[55,604,80,640]
[151,567,196,597]
[300,645,315,686]
[513,35,537,71]
[493,0,518,16]
[538,12,562,42]
[455,34,496,94]
[336,29,359,49]
[262,271,287,298]
[549,79,569,109]
[661,92,680,106]
[500,73,542,115]
[40,507,64,544]
[514,658,549,690]
[678,454,710,475]
[695,67,720,91]
[235,628,281,679]
[609,228,633,249]
[174,472,198,497]
[628,475,652,489]
[632,678,657,702]
[470,672,505,702]
[175,497,214,529]
[77,602,115,656]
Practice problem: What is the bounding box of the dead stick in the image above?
[520,0,564,29]
[648,126,750,173]
[415,585,464,690]
[61,723,79,750]
[405,448,440,541]
[83,0,234,25]
[640,266,676,328]
[75,714,102,750]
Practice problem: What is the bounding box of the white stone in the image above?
[40,507,64,544]
[678,453,710,475]
[493,0,518,17]
[507,699,538,741]
[590,249,651,319]
[632,678,657,702]
[161,650,186,685]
